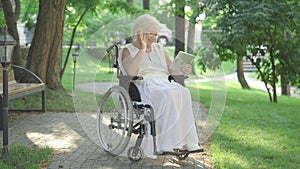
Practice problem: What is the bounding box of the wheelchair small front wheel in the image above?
[97,85,133,155]
[128,146,144,162]
[176,153,189,160]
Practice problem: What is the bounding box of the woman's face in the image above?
[141,26,159,47]
[144,32,158,46]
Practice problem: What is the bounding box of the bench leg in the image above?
[42,90,46,112]
[0,97,2,130]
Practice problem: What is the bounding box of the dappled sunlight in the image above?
[163,160,182,167]
[213,125,298,168]
[98,66,116,73]
[186,82,213,90]
[185,77,226,143]
[212,147,251,169]
[212,90,300,168]
[25,123,82,152]
[232,125,288,149]
[225,81,241,88]
[76,112,100,145]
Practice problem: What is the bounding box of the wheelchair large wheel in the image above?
[97,85,133,155]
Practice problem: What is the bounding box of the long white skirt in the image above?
[134,78,199,158]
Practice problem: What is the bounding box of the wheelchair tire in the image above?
[128,146,144,162]
[176,153,189,160]
[97,85,133,155]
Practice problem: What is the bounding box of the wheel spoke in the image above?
[97,86,133,155]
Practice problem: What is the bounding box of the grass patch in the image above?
[9,88,75,112]
[189,81,300,169]
[73,89,103,112]
[0,145,53,169]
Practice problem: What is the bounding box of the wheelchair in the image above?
[96,43,203,162]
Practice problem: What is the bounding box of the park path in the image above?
[77,73,299,97]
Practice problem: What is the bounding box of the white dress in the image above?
[122,43,199,158]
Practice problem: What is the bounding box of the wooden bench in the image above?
[0,64,46,113]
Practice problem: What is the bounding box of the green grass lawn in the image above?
[0,145,53,169]
[188,82,300,169]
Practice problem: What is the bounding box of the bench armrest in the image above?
[11,65,45,84]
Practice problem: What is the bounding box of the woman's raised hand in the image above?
[136,29,147,50]
[139,33,147,50]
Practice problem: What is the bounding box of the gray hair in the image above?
[132,14,160,36]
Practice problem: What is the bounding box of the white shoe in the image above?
[186,143,201,151]
[148,154,157,159]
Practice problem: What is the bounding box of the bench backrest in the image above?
[0,64,16,84]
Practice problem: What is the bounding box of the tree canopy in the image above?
[4,0,299,98]
[205,0,300,102]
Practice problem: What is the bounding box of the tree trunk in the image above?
[174,0,185,56]
[1,0,24,66]
[143,0,150,10]
[187,10,201,75]
[269,47,277,102]
[281,31,291,96]
[61,8,87,79]
[281,75,290,95]
[237,56,250,89]
[26,0,67,90]
[245,55,273,102]
[187,20,196,55]
[187,21,195,74]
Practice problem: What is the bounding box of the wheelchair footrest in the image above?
[158,148,204,156]
[133,103,151,109]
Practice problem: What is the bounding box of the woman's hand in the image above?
[137,30,147,50]
[139,34,147,50]
[182,64,192,75]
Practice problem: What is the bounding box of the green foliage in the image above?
[20,0,142,46]
[103,0,142,14]
[0,10,6,28]
[20,0,38,29]
[0,145,53,169]
[196,45,221,73]
[204,0,300,101]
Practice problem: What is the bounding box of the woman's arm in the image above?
[122,47,146,76]
[122,33,148,76]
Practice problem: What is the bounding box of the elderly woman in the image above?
[121,14,200,158]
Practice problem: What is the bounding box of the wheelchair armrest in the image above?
[117,74,143,91]
[117,75,143,83]
[117,75,143,102]
[131,76,143,81]
[168,75,188,86]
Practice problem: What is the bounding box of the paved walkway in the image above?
[223,73,300,98]
[2,112,212,169]
[1,82,214,169]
